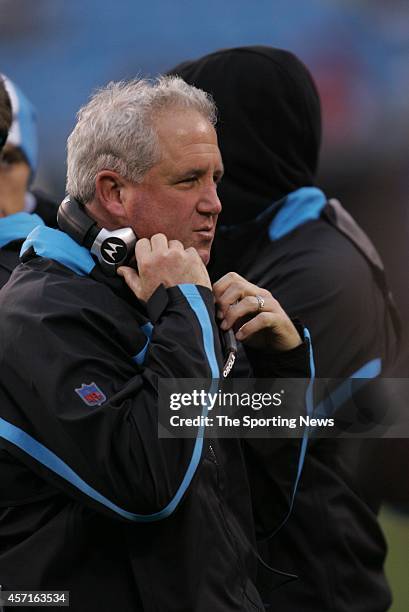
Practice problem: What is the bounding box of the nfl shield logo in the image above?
[75,382,107,407]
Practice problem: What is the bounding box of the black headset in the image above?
[57,195,137,276]
[57,194,237,375]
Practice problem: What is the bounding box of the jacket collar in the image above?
[21,225,95,276]
[0,212,44,249]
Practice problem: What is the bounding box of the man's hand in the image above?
[213,272,302,352]
[118,233,211,302]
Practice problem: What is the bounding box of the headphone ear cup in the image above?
[57,194,137,276]
[57,195,98,248]
[91,227,137,276]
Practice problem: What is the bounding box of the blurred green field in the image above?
[381,509,409,611]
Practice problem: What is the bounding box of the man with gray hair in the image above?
[0,76,308,611]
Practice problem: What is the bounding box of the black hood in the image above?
[169,46,322,226]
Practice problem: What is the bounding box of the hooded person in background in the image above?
[0,74,58,287]
[170,47,401,612]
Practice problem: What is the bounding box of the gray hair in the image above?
[66,76,217,203]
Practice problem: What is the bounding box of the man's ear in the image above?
[94,170,129,227]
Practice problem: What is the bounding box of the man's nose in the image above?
[197,185,222,216]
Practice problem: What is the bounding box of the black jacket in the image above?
[0,225,309,611]
[213,191,400,612]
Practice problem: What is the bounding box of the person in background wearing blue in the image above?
[0,74,57,288]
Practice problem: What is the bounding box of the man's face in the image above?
[122,108,223,265]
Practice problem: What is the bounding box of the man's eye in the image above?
[176,176,197,186]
